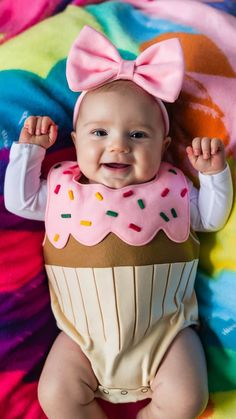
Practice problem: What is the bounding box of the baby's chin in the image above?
[92,179,130,189]
[88,176,156,189]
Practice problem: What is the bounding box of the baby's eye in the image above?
[130,131,147,139]
[92,129,107,137]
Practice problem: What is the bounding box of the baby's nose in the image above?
[108,136,130,153]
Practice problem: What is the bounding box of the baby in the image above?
[4,26,233,419]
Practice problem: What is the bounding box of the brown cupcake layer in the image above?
[43,231,199,268]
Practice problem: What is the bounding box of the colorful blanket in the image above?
[0,1,236,418]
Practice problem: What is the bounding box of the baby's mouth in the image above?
[103,163,131,169]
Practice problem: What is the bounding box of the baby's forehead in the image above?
[74,80,165,134]
[79,81,159,113]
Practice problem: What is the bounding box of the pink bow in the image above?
[66,25,185,103]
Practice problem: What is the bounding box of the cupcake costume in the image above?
[43,160,199,402]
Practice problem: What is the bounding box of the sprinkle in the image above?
[137,199,145,209]
[123,190,134,198]
[106,210,118,217]
[54,234,59,242]
[181,188,188,197]
[69,164,79,169]
[171,208,178,218]
[68,190,74,200]
[54,184,61,194]
[129,223,141,232]
[96,192,103,201]
[80,220,92,226]
[63,170,73,174]
[54,164,61,169]
[160,212,169,222]
[61,213,71,218]
[168,169,177,175]
[161,188,169,197]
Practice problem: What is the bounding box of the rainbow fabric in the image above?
[0,1,236,418]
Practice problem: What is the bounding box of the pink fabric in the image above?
[72,0,105,4]
[0,0,61,43]
[45,161,190,248]
[66,25,185,134]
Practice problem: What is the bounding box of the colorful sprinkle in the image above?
[137,199,145,209]
[63,170,73,174]
[96,192,103,201]
[161,188,169,197]
[69,164,79,169]
[160,212,170,222]
[54,234,59,242]
[123,190,134,198]
[129,223,141,232]
[168,169,177,175]
[54,164,61,169]
[171,208,178,218]
[54,184,61,194]
[80,220,92,226]
[106,210,119,217]
[61,213,71,218]
[181,188,188,197]
[68,190,74,200]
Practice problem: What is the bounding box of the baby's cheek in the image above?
[136,160,159,183]
[146,152,162,175]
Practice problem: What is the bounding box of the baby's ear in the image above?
[71,131,76,144]
[162,136,171,153]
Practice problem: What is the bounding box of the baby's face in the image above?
[72,84,170,189]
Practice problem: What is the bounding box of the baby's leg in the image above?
[38,331,107,419]
[137,327,208,419]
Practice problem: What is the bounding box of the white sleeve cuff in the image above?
[198,164,231,186]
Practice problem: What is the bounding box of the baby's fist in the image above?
[186,137,226,174]
[19,116,58,149]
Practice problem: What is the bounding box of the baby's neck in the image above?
[79,174,90,184]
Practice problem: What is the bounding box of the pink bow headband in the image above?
[66,25,185,135]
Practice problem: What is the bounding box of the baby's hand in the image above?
[186,137,226,174]
[19,116,58,149]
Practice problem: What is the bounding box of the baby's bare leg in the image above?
[137,327,208,419]
[38,331,107,419]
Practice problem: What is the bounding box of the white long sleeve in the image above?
[189,166,233,231]
[4,143,47,221]
[4,142,233,231]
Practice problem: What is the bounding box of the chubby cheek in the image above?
[75,142,101,174]
[137,150,162,181]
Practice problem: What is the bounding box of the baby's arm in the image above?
[187,137,233,231]
[4,116,57,220]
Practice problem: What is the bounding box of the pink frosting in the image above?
[45,161,190,248]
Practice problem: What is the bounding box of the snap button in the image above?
[121,390,128,395]
[102,388,109,394]
[141,387,149,393]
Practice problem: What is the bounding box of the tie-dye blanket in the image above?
[0,1,235,418]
